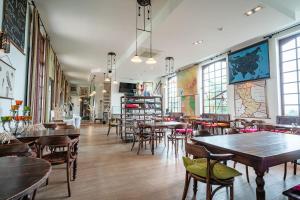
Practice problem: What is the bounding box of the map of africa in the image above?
[234,80,268,118]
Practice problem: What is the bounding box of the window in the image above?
[203,59,228,114]
[279,34,300,116]
[167,76,181,112]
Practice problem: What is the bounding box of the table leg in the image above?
[255,169,266,200]
[151,128,154,155]
[73,142,79,180]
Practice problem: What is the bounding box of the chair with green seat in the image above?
[182,142,241,200]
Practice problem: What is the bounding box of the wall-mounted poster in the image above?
[0,59,15,99]
[234,80,268,118]
[177,66,198,96]
[181,95,195,116]
[228,40,270,84]
[2,0,27,53]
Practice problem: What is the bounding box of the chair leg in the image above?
[193,178,198,197]
[230,185,234,200]
[233,161,237,168]
[32,189,37,200]
[116,126,119,136]
[182,172,191,200]
[246,166,250,183]
[294,160,297,175]
[66,163,71,197]
[137,140,141,155]
[107,125,111,136]
[284,162,287,180]
[131,136,136,151]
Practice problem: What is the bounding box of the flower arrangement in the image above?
[0,100,32,137]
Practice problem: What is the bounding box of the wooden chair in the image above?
[37,136,79,197]
[107,118,119,136]
[226,128,250,183]
[0,142,32,157]
[182,142,241,200]
[131,122,152,155]
[167,123,192,156]
[284,129,300,180]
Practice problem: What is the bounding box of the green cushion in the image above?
[182,157,241,180]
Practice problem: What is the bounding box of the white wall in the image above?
[0,0,29,122]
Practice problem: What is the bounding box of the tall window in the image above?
[203,59,228,114]
[167,76,181,112]
[279,34,300,116]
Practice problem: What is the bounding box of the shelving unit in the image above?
[120,96,163,142]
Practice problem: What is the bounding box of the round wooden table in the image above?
[0,157,51,200]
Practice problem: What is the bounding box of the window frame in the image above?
[202,59,228,114]
[279,33,300,116]
[167,75,181,113]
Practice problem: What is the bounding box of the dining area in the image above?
[0,121,80,200]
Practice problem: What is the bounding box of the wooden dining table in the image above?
[142,121,187,155]
[191,132,300,200]
[0,157,51,200]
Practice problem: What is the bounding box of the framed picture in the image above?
[0,59,15,99]
[228,40,270,84]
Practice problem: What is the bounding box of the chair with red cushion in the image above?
[167,123,192,156]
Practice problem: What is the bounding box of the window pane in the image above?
[284,94,298,104]
[282,39,296,51]
[284,105,299,116]
[282,49,296,62]
[282,60,297,72]
[283,71,297,83]
[283,83,298,94]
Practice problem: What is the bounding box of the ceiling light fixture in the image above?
[245,5,263,16]
[132,0,156,64]
[193,40,203,45]
[102,89,107,93]
[104,73,110,82]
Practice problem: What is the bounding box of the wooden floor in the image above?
[36,125,300,200]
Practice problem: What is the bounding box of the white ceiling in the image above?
[35,0,299,85]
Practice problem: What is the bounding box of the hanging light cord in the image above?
[149,5,152,58]
[135,1,138,56]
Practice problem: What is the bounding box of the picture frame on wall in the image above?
[0,59,15,99]
[228,40,270,84]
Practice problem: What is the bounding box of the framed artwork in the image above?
[0,59,15,99]
[234,80,269,118]
[2,0,27,53]
[228,40,270,84]
[177,66,198,96]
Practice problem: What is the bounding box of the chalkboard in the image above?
[2,0,27,53]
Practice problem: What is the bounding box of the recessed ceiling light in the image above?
[254,6,262,12]
[193,40,203,45]
[245,5,263,16]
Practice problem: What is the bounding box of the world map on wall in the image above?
[234,80,268,118]
[228,41,270,84]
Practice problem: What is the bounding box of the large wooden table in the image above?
[142,121,187,155]
[0,157,51,200]
[16,129,80,142]
[191,132,300,200]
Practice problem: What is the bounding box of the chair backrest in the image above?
[53,119,64,122]
[226,128,240,135]
[174,123,189,129]
[185,142,210,158]
[277,116,300,125]
[55,124,75,130]
[0,143,31,157]
[198,130,212,137]
[37,136,71,147]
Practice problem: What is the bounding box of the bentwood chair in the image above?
[182,142,241,200]
[37,136,79,197]
[107,118,120,136]
[131,122,152,155]
[167,123,192,156]
[0,142,32,157]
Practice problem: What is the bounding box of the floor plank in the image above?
[36,125,298,200]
